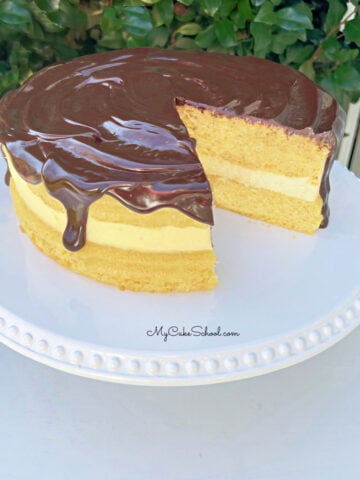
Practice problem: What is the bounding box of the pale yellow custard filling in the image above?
[200,154,322,202]
[7,155,213,253]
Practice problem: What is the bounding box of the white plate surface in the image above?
[0,161,359,386]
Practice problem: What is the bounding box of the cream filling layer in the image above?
[7,159,212,253]
[200,154,323,202]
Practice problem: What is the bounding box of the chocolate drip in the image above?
[4,167,10,186]
[63,203,90,251]
[319,154,335,228]
[48,185,96,251]
[0,144,11,186]
[0,48,345,250]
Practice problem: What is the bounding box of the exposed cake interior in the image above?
[177,105,332,234]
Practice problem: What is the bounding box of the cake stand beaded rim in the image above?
[0,290,359,386]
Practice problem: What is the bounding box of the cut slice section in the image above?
[177,104,332,234]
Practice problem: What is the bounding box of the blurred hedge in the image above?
[0,0,359,106]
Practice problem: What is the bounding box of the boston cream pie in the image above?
[0,48,345,292]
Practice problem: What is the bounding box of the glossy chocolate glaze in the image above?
[4,167,10,187]
[0,48,345,250]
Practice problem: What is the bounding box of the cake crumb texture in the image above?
[10,181,218,293]
[209,174,323,234]
[178,104,330,234]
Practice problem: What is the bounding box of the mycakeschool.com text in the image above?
[146,326,241,342]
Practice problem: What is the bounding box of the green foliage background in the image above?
[0,0,359,106]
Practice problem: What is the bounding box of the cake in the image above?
[0,48,345,292]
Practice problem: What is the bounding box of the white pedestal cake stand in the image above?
[0,161,359,386]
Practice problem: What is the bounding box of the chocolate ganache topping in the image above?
[0,48,345,251]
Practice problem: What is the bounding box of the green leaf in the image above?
[114,0,143,6]
[235,0,253,29]
[207,43,235,54]
[295,29,307,42]
[172,37,201,49]
[27,18,46,40]
[9,41,30,69]
[218,0,238,19]
[236,38,252,55]
[147,25,169,47]
[195,24,216,48]
[126,35,150,47]
[141,0,161,4]
[0,69,20,96]
[0,1,32,26]
[319,38,359,64]
[201,0,222,17]
[251,0,266,6]
[285,43,315,65]
[271,31,298,54]
[275,4,313,31]
[254,2,277,25]
[320,74,346,105]
[215,18,237,47]
[324,0,347,34]
[177,0,194,5]
[176,22,201,35]
[35,0,60,13]
[48,2,87,30]
[120,6,153,36]
[152,0,173,27]
[306,28,324,44]
[60,1,87,30]
[344,17,360,46]
[50,33,79,59]
[28,1,63,32]
[0,62,9,75]
[98,30,126,49]
[322,37,340,61]
[334,63,360,91]
[175,6,196,22]
[250,22,272,57]
[101,7,122,33]
[299,59,315,81]
[337,48,359,63]
[349,89,360,104]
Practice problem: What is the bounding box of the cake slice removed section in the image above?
[178,104,333,234]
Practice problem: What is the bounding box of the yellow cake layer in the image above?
[10,181,218,292]
[177,104,331,179]
[209,174,323,234]
[7,154,212,253]
[177,104,329,234]
[197,153,320,202]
